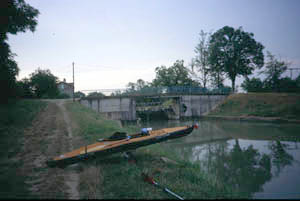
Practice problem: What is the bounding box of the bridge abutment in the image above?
[79,97,136,121]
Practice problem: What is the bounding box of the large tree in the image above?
[208,26,264,92]
[29,68,59,98]
[0,0,39,102]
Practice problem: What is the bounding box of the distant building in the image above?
[57,78,74,98]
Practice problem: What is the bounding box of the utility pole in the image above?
[73,62,75,102]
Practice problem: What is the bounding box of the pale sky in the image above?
[8,0,300,92]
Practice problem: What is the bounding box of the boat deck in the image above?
[53,126,189,162]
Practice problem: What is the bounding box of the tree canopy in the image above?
[29,68,59,98]
[87,92,105,97]
[152,60,199,87]
[0,0,39,103]
[126,79,149,92]
[0,0,39,38]
[208,26,264,92]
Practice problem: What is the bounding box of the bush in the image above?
[56,93,70,99]
[241,76,300,93]
[278,77,299,93]
[241,77,264,92]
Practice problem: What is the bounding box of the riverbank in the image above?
[206,93,300,122]
[64,101,242,199]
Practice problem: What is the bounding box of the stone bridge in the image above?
[79,94,228,121]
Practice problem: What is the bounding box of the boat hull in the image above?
[47,125,194,168]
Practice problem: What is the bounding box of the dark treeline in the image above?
[17,67,87,99]
[241,52,300,93]
[17,68,73,99]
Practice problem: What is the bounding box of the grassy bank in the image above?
[65,101,241,199]
[208,93,300,121]
[0,100,47,199]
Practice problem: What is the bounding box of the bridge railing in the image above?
[81,86,231,98]
[117,86,232,96]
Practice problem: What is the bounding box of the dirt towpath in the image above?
[18,99,80,199]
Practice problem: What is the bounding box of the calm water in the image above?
[127,119,300,199]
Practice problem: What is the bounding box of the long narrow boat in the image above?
[46,124,197,168]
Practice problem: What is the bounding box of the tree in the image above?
[209,68,226,89]
[152,60,198,87]
[126,79,149,92]
[0,0,39,103]
[208,26,264,92]
[111,90,123,96]
[0,43,19,101]
[296,74,300,88]
[260,51,290,92]
[191,30,212,89]
[87,92,105,97]
[124,79,153,95]
[17,77,34,98]
[278,77,299,93]
[29,68,59,98]
[74,91,86,98]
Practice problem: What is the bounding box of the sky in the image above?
[8,0,300,92]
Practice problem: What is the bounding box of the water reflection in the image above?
[269,140,294,177]
[207,139,272,197]
[130,120,300,199]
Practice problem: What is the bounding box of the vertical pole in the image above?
[73,62,75,102]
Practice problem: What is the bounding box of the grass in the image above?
[208,93,300,119]
[0,99,47,199]
[65,101,242,199]
[65,101,138,144]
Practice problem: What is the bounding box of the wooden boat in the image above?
[46,124,197,168]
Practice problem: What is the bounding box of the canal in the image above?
[126,119,300,199]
